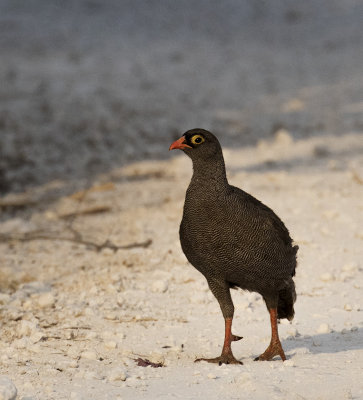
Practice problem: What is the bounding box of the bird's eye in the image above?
[191,135,205,145]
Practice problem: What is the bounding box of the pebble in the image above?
[101,248,114,256]
[344,304,352,311]
[284,359,295,367]
[149,352,165,364]
[207,373,217,379]
[67,347,79,359]
[342,262,359,272]
[0,294,11,305]
[286,327,299,337]
[80,350,98,360]
[274,129,293,145]
[36,293,55,308]
[108,368,127,382]
[151,280,169,293]
[29,331,44,344]
[17,320,38,338]
[317,323,331,334]
[320,272,334,282]
[104,340,117,350]
[0,376,17,400]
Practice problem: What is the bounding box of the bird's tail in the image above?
[277,280,296,321]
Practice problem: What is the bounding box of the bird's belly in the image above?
[180,214,292,289]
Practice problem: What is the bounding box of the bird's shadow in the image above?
[281,327,363,358]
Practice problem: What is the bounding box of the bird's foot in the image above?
[231,334,243,342]
[195,352,243,365]
[254,341,286,361]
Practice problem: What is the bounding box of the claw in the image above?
[254,340,286,361]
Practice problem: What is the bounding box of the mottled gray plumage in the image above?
[170,128,298,363]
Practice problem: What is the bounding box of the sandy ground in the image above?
[1,1,363,399]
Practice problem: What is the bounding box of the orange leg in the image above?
[195,318,243,365]
[255,308,286,361]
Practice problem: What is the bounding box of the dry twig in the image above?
[0,230,152,252]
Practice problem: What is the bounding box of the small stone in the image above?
[22,299,33,310]
[29,331,44,344]
[286,327,299,337]
[284,359,295,367]
[104,340,117,350]
[342,262,359,272]
[68,360,79,368]
[344,304,352,311]
[320,272,334,282]
[149,352,165,365]
[81,350,98,360]
[17,320,38,338]
[0,294,11,305]
[207,373,217,379]
[104,312,118,321]
[0,376,17,400]
[36,293,55,308]
[317,323,331,334]
[108,368,127,382]
[274,129,293,145]
[151,280,168,293]
[101,248,114,256]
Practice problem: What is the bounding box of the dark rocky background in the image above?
[1,0,363,192]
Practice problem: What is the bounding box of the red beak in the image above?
[169,136,192,151]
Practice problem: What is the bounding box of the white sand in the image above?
[1,132,362,399]
[1,2,363,399]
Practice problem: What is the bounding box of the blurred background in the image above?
[1,0,363,193]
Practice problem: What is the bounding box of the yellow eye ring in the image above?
[191,135,205,145]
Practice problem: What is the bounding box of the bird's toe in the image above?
[195,353,243,365]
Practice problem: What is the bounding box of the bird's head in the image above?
[169,128,222,162]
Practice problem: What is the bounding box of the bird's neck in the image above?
[190,155,228,191]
